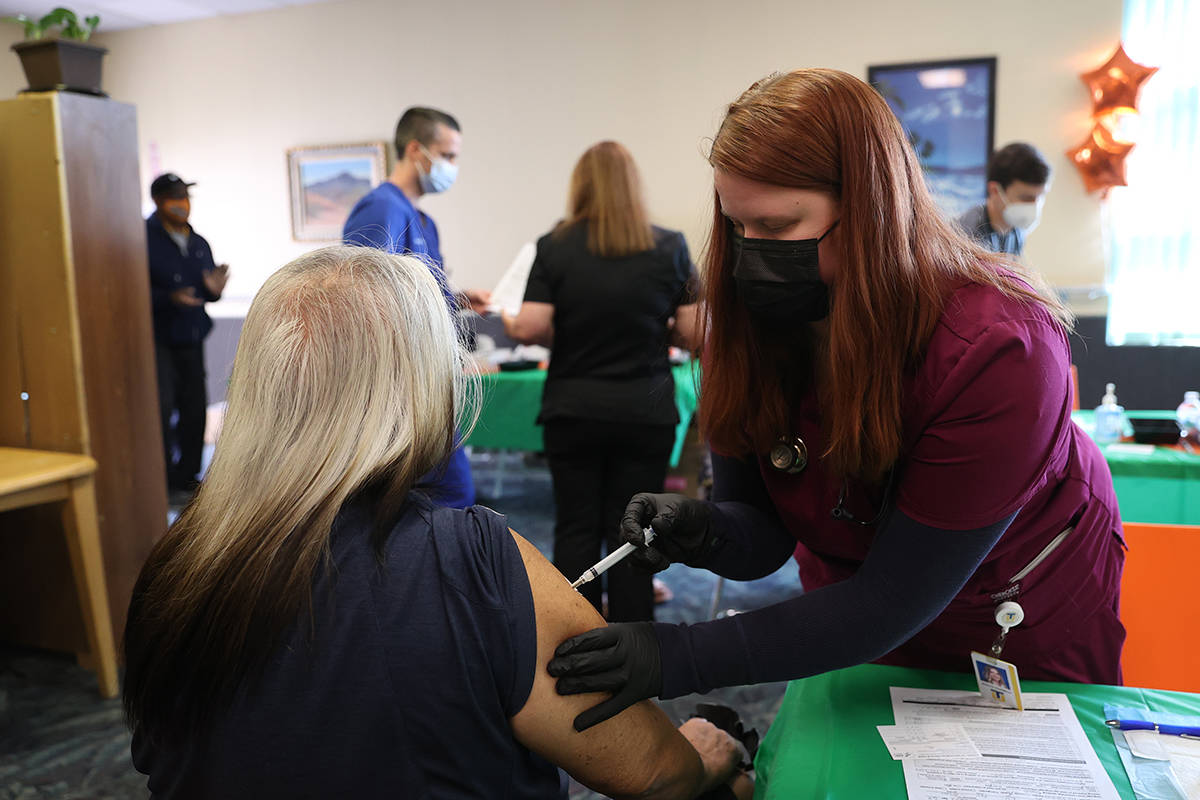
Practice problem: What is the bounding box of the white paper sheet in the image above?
[1162,736,1200,799]
[1126,729,1172,760]
[890,687,1121,800]
[1139,734,1200,799]
[1106,443,1157,455]
[877,724,982,760]
[489,242,536,317]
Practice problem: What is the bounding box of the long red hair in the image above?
[699,69,1071,481]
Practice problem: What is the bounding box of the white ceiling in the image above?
[0,0,333,32]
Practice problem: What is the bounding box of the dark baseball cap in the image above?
[150,173,195,199]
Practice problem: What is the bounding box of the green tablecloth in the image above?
[464,361,699,468]
[755,663,1200,799]
[1072,410,1200,525]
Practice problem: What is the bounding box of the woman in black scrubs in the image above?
[505,140,698,622]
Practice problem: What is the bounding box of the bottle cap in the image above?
[1102,383,1118,406]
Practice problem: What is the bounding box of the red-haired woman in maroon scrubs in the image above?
[549,68,1125,732]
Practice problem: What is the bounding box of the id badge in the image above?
[971,651,1023,710]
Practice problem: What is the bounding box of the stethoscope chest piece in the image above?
[770,436,808,474]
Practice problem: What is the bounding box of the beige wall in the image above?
[1,0,1122,312]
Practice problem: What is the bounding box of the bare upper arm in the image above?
[508,531,702,800]
[505,302,554,347]
[670,303,701,352]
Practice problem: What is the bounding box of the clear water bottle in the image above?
[1094,383,1125,444]
[1177,390,1200,439]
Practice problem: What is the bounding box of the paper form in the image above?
[489,242,536,316]
[890,687,1121,800]
[876,724,982,760]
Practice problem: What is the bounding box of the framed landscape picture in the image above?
[287,141,387,241]
[867,57,996,219]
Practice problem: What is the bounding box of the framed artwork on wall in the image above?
[867,57,997,219]
[287,141,387,241]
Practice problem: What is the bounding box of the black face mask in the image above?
[733,221,839,327]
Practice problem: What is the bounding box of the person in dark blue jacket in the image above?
[146,173,229,497]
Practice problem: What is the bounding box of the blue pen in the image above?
[1105,719,1200,740]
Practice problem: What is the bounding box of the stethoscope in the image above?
[770,435,894,526]
[772,433,1025,655]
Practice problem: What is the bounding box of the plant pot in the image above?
[11,39,107,96]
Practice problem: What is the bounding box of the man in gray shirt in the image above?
[957,142,1052,256]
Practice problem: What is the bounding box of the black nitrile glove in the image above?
[547,621,663,731]
[621,492,719,572]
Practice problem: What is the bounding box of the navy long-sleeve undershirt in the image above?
[653,453,1015,699]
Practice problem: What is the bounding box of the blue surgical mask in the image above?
[418,145,458,194]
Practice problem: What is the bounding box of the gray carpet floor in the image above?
[1,450,804,799]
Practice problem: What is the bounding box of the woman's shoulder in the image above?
[389,492,511,546]
[424,499,511,547]
[538,221,582,251]
[914,278,1070,409]
[334,493,513,572]
[649,227,691,280]
[390,496,522,604]
[935,277,1065,351]
[651,225,687,250]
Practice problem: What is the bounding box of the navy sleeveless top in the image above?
[132,493,567,799]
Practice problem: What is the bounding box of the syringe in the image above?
[570,528,656,590]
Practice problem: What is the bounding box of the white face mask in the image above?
[1000,194,1043,232]
[417,145,458,194]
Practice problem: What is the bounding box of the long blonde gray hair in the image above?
[123,245,477,741]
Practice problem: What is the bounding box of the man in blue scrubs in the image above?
[343,107,489,508]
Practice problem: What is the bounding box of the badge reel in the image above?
[970,601,1025,709]
[991,600,1024,657]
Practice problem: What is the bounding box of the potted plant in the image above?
[3,7,106,96]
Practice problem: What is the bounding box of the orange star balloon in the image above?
[1066,123,1134,197]
[1080,43,1159,116]
[1091,121,1137,156]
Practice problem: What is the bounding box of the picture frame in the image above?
[287,141,387,241]
[867,57,997,220]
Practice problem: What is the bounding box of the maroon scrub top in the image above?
[758,281,1126,684]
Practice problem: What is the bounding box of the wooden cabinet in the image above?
[0,92,166,653]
